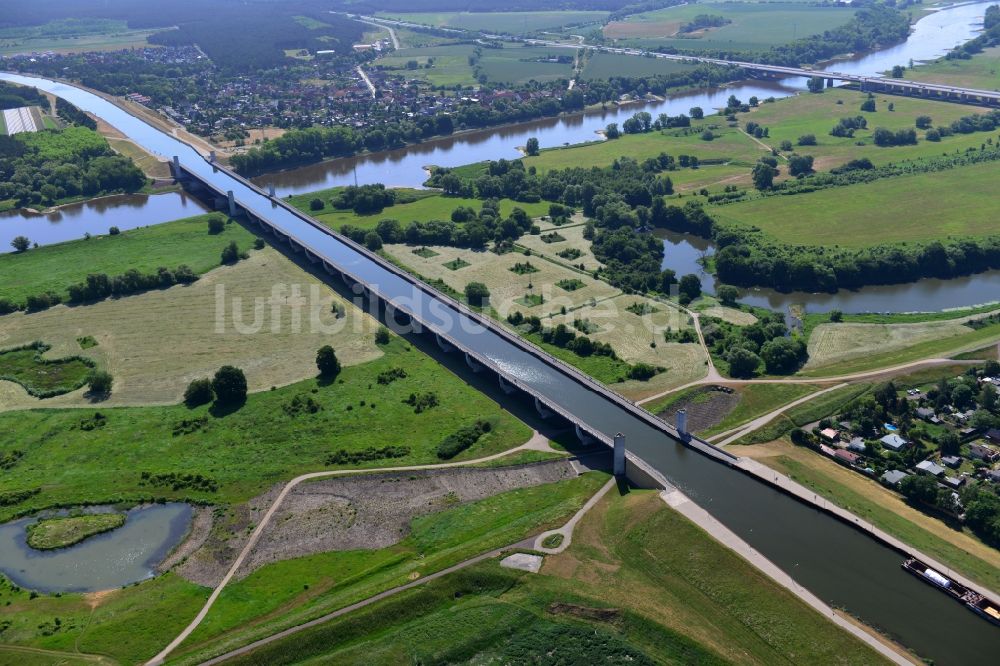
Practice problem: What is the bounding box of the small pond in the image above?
[0,502,192,593]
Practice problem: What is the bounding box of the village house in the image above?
[880,433,910,452]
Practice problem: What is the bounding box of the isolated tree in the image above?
[309,198,325,211]
[10,236,30,253]
[779,140,793,151]
[525,137,540,156]
[797,134,817,146]
[751,162,776,190]
[891,65,905,78]
[184,378,214,407]
[806,76,824,93]
[375,325,391,345]
[464,281,491,307]
[788,154,814,177]
[212,365,247,405]
[861,98,876,112]
[87,370,113,396]
[316,345,341,378]
[207,215,225,234]
[915,115,933,129]
[716,284,739,306]
[604,123,620,139]
[700,130,714,141]
[109,226,121,235]
[689,106,704,119]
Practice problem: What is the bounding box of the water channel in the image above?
[2,4,1000,660]
[0,503,192,593]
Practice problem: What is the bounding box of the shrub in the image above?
[375,325,391,344]
[10,236,30,252]
[464,281,490,307]
[87,370,113,396]
[207,216,226,234]
[797,134,817,146]
[437,420,492,459]
[220,241,240,264]
[109,226,121,235]
[309,198,325,211]
[253,237,265,250]
[184,378,214,407]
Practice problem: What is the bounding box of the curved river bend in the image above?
[3,57,999,662]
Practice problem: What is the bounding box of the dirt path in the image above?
[145,432,556,665]
[533,477,616,553]
[0,644,116,665]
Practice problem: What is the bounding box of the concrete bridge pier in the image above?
[268,184,276,198]
[464,352,484,373]
[534,396,553,419]
[826,78,834,88]
[227,191,237,218]
[574,423,593,446]
[435,333,453,353]
[498,375,516,394]
[613,432,626,477]
[170,156,182,180]
[676,409,690,442]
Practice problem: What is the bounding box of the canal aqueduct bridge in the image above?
[172,155,740,490]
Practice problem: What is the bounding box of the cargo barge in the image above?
[902,558,1000,627]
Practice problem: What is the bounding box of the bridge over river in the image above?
[3,71,999,662]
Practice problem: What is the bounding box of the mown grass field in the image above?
[743,88,995,169]
[0,20,163,56]
[603,2,854,51]
[477,46,575,85]
[170,472,609,664]
[0,248,384,407]
[580,53,700,80]
[374,44,478,87]
[0,337,532,521]
[0,213,256,306]
[378,11,609,34]
[712,161,1000,248]
[212,490,888,665]
[374,43,575,87]
[906,46,1000,91]
[797,317,1000,377]
[742,439,1000,592]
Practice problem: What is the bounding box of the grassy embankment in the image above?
[906,45,1000,91]
[25,513,125,550]
[743,440,1000,593]
[170,472,609,663]
[580,53,700,80]
[0,473,603,665]
[0,338,532,521]
[211,490,889,665]
[0,213,255,306]
[733,382,874,445]
[603,3,854,51]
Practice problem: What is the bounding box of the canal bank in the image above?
[4,71,998,662]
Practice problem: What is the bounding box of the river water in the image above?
[0,191,207,252]
[2,5,999,660]
[0,503,192,593]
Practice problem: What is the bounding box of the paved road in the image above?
[533,477,616,553]
[356,66,376,98]
[145,434,556,665]
[711,383,848,447]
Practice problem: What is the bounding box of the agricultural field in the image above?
[0,18,165,56]
[741,439,1000,592]
[906,46,1000,91]
[0,336,533,520]
[580,53,700,80]
[374,44,478,87]
[603,2,854,51]
[711,161,1000,248]
[377,11,609,34]
[0,248,383,408]
[0,213,255,306]
[374,43,576,86]
[742,88,996,170]
[517,223,603,272]
[208,490,888,665]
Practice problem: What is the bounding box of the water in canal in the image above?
[0,191,208,252]
[0,503,192,593]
